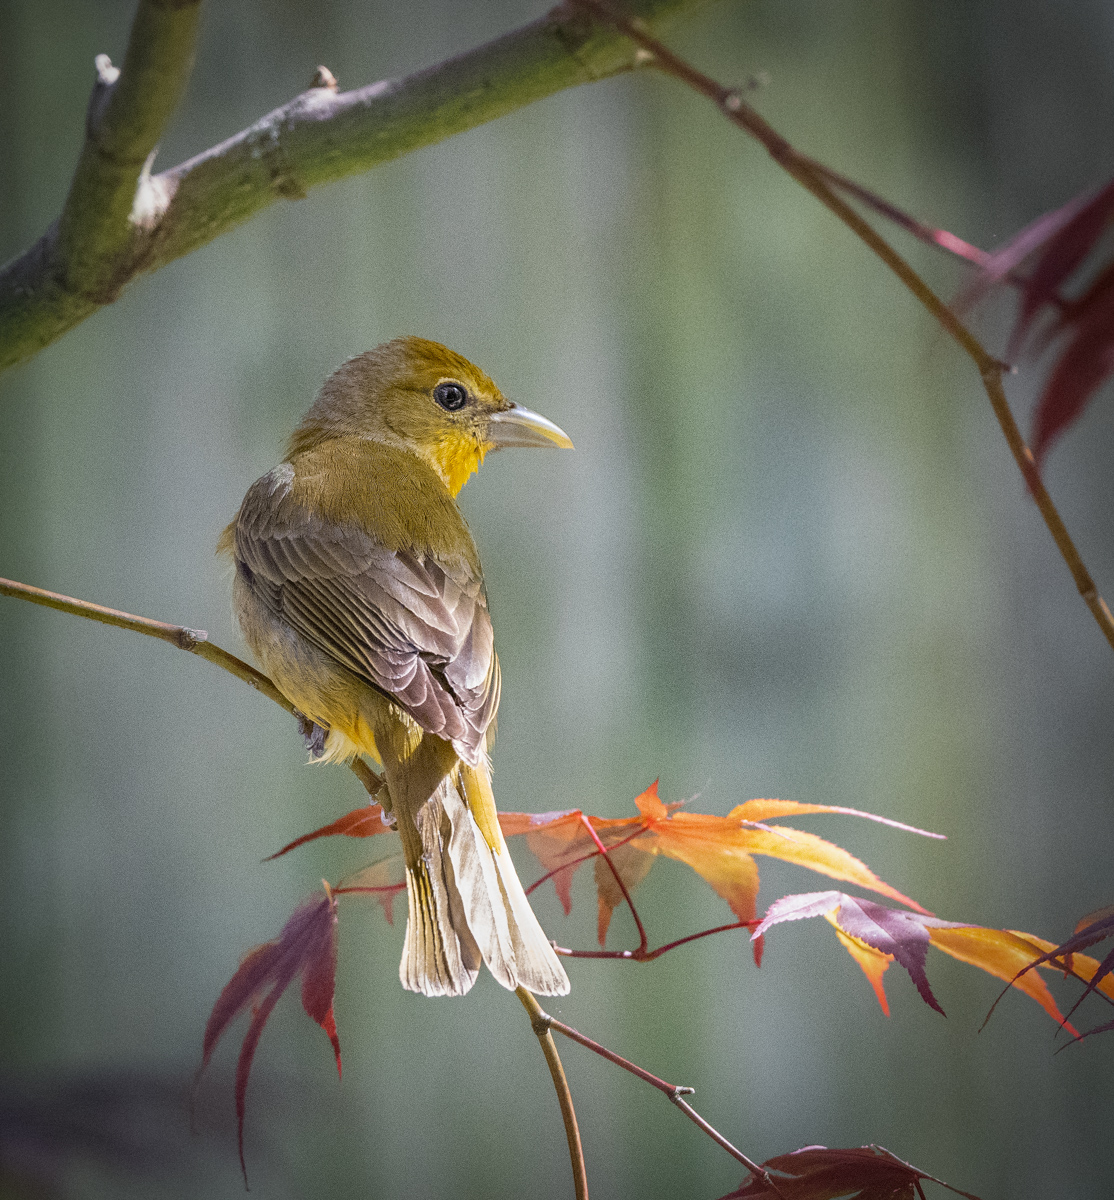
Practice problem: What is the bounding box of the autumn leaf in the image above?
[756,891,951,1014]
[501,785,934,961]
[719,1144,981,1200]
[334,855,408,926]
[982,903,1114,1041]
[825,912,894,1017]
[199,890,340,1180]
[262,788,934,969]
[755,891,1114,1030]
[958,177,1114,465]
[264,801,395,860]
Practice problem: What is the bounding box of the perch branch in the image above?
[0,575,385,796]
[577,0,1114,654]
[0,0,700,372]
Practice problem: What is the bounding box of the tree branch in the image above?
[0,575,385,796]
[517,988,589,1200]
[0,0,701,373]
[57,0,203,300]
[0,0,202,366]
[579,0,1114,655]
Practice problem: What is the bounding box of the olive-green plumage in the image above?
[220,337,571,997]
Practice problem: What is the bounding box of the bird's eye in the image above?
[434,382,468,412]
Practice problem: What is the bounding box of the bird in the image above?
[219,337,572,998]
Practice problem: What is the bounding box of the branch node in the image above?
[722,89,743,112]
[633,47,655,66]
[177,626,208,649]
[87,54,121,137]
[94,53,120,87]
[670,1085,696,1100]
[308,65,338,91]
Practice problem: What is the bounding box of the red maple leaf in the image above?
[199,889,340,1180]
[755,891,1114,1031]
[270,786,935,966]
[501,784,935,962]
[720,1144,980,1200]
[264,801,395,860]
[959,178,1114,466]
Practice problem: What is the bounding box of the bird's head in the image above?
[287,336,573,495]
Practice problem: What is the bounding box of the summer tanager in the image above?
[219,337,571,997]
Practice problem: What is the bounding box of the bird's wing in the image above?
[235,471,499,762]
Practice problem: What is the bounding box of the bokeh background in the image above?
[2,1,1113,1196]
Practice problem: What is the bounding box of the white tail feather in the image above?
[492,848,571,996]
[398,777,570,997]
[399,793,480,996]
[442,786,519,989]
[442,782,571,997]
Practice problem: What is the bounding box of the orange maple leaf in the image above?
[501,783,935,959]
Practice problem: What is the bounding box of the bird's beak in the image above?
[486,403,574,450]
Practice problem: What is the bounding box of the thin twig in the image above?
[577,813,649,954]
[553,918,755,961]
[525,820,650,898]
[516,988,589,1200]
[0,0,702,372]
[807,162,990,268]
[532,1000,786,1197]
[0,575,385,795]
[577,0,1114,653]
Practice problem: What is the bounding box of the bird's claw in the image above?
[295,712,328,759]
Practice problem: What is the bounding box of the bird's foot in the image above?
[295,712,329,759]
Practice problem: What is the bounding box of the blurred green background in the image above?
[2,1,1113,1196]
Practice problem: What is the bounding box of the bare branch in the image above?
[0,575,385,796]
[0,0,701,373]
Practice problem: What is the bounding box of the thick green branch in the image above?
[56,0,203,303]
[0,0,700,374]
[0,0,202,361]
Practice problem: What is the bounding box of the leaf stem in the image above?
[516,988,589,1200]
[525,820,650,899]
[553,917,756,961]
[577,813,649,954]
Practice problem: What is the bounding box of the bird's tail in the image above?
[399,763,570,998]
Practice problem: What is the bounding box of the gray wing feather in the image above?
[235,481,498,762]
